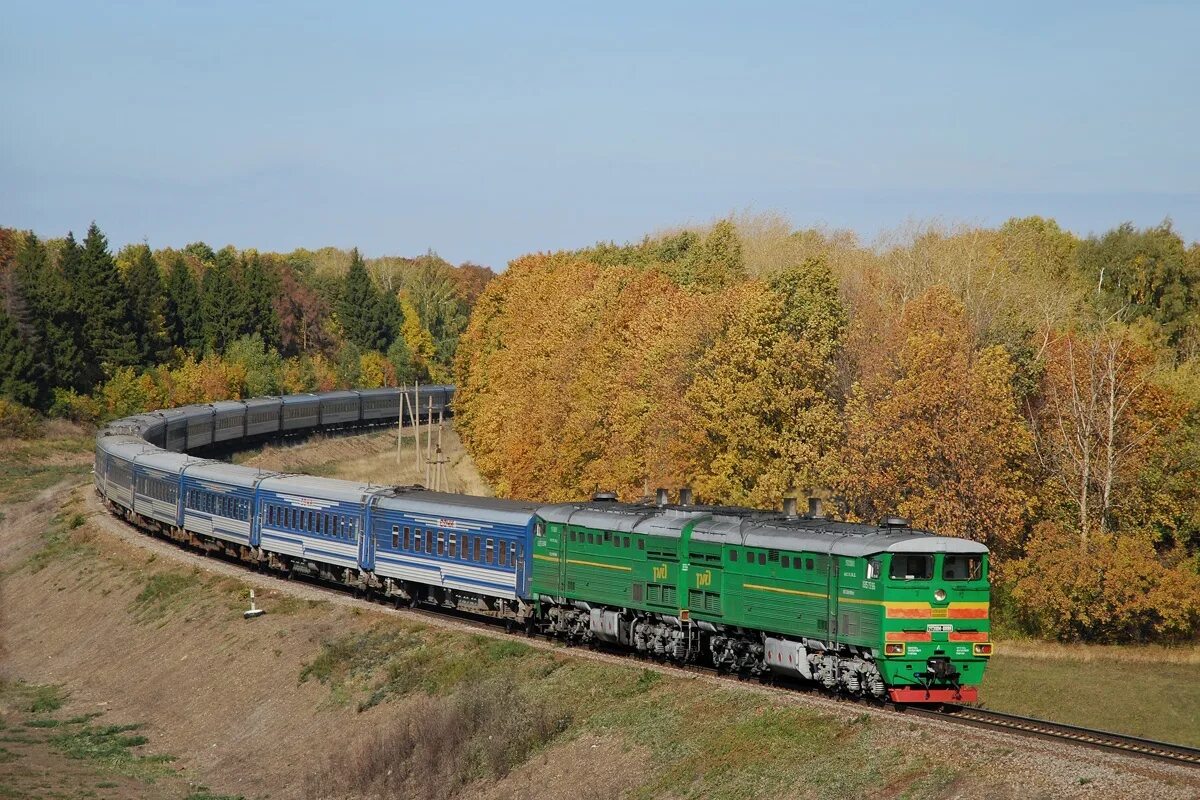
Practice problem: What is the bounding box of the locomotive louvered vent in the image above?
[689,590,721,614]
[768,550,780,563]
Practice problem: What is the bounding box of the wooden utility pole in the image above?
[396,388,403,464]
[424,396,433,488]
[413,381,421,473]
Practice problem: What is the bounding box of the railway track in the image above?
[908,706,1200,768]
[103,497,1200,772]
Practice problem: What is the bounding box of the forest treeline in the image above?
[0,223,493,424]
[454,214,1200,644]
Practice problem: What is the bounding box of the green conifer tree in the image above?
[201,257,243,353]
[75,222,138,386]
[240,252,281,348]
[164,253,204,353]
[339,248,389,350]
[125,244,169,363]
[0,309,38,406]
[13,234,85,402]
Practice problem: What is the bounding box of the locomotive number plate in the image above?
[927,624,953,633]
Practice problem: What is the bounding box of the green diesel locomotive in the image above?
[531,496,990,704]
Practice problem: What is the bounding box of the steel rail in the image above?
[904,705,1200,767]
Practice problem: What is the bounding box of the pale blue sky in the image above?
[3,2,1197,268]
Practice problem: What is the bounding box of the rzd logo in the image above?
[652,564,668,581]
[695,570,712,588]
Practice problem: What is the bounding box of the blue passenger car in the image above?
[96,436,154,510]
[256,475,377,573]
[132,450,203,528]
[368,490,538,601]
[181,461,276,548]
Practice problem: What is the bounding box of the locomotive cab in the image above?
[874,545,991,705]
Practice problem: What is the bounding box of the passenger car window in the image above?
[943,555,983,581]
[890,555,933,580]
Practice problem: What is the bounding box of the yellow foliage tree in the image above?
[399,291,444,382]
[683,259,847,506]
[358,350,397,389]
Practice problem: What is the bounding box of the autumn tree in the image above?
[399,292,440,381]
[1030,325,1187,544]
[840,286,1034,557]
[275,261,332,355]
[1008,522,1200,643]
[684,258,846,506]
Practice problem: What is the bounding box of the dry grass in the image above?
[239,423,491,495]
[995,639,1200,666]
[302,684,568,800]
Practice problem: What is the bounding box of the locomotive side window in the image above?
[757,552,766,566]
[943,555,983,581]
[782,556,790,568]
[890,555,933,581]
[404,527,411,550]
[805,558,814,570]
[623,536,630,548]
[866,559,882,580]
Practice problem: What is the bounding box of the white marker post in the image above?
[244,589,265,619]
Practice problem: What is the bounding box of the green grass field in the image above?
[981,643,1200,746]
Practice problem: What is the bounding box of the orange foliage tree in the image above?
[1008,522,1200,642]
[840,287,1034,557]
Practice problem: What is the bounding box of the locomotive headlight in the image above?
[972,642,993,657]
[934,589,947,602]
[884,642,906,656]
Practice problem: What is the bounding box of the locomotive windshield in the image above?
[942,554,983,581]
[889,554,933,580]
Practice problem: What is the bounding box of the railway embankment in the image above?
[1,469,1198,799]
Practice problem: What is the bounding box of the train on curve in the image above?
[94,388,992,705]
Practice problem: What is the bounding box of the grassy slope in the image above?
[982,643,1200,746]
[2,425,1198,799]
